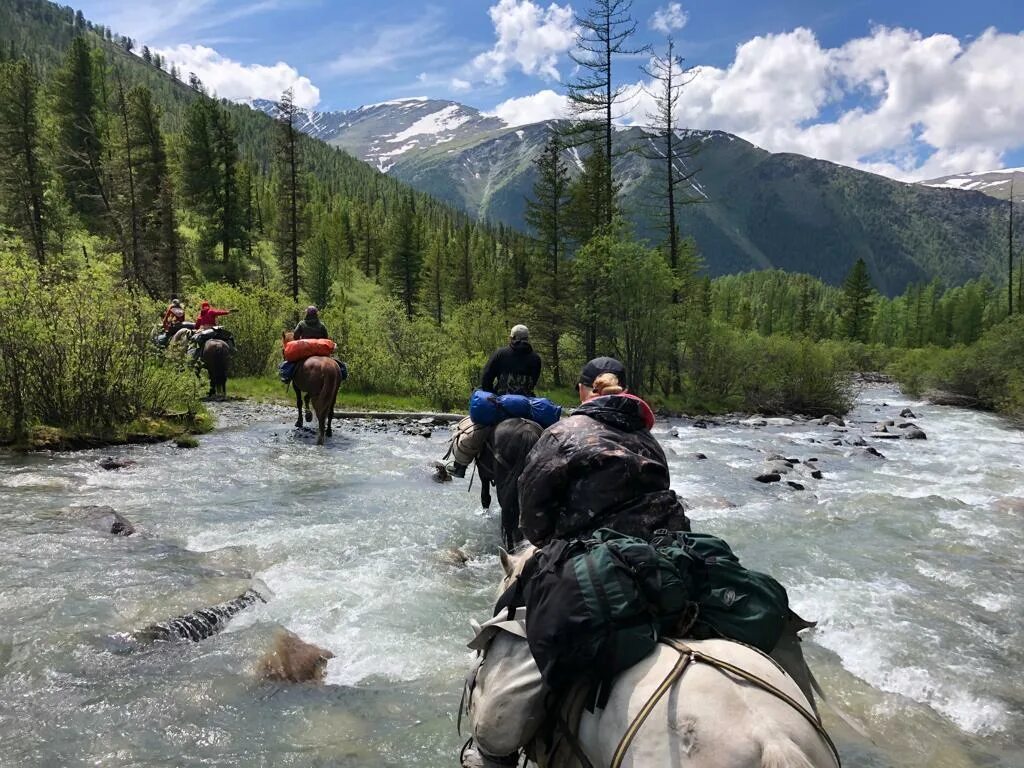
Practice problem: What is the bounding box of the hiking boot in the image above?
[449,461,468,478]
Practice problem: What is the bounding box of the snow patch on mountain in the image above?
[389,104,472,143]
[922,168,1024,200]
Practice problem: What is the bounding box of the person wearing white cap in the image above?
[480,324,542,398]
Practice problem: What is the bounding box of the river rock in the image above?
[402,424,432,438]
[691,452,708,460]
[992,497,1024,514]
[438,547,470,568]
[897,422,918,429]
[810,469,824,480]
[755,473,782,483]
[847,435,867,447]
[741,418,768,427]
[99,457,136,471]
[692,419,710,429]
[864,446,886,459]
[819,415,845,427]
[260,629,335,684]
[787,481,806,491]
[871,432,901,439]
[900,408,917,419]
[923,389,981,408]
[70,505,136,536]
[902,426,927,440]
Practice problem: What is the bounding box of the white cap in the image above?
[510,324,529,341]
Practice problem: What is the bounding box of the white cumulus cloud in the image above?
[471,0,577,84]
[156,44,320,108]
[650,3,688,34]
[615,25,1024,180]
[487,89,569,126]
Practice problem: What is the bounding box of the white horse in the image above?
[464,546,841,768]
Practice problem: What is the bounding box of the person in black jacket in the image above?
[293,306,329,340]
[480,325,542,396]
[517,356,690,545]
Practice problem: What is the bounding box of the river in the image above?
[0,387,1021,767]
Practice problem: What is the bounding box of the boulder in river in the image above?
[691,452,708,460]
[71,505,135,536]
[99,457,136,471]
[131,587,268,644]
[901,426,927,440]
[819,415,845,427]
[864,446,886,459]
[431,461,452,483]
[810,469,824,480]
[260,629,335,684]
[900,408,917,419]
[922,389,981,408]
[755,473,782,483]
[787,481,806,491]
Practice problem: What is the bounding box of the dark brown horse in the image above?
[282,332,341,446]
[202,339,231,398]
[476,418,543,550]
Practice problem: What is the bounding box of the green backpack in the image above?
[495,529,690,696]
[652,531,790,653]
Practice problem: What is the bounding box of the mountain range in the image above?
[251,98,1014,295]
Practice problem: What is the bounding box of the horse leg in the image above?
[293,384,303,429]
[304,392,313,423]
[325,383,338,437]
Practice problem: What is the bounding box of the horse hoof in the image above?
[325,428,332,437]
[294,420,303,429]
[304,411,313,423]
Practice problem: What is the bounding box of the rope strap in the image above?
[608,639,841,768]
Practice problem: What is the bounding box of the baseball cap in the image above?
[510,324,529,341]
[578,356,627,388]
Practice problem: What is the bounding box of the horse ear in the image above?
[499,548,512,576]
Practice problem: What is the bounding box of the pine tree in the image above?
[385,195,421,318]
[525,133,571,384]
[304,228,333,309]
[842,258,874,342]
[52,36,105,222]
[0,58,47,263]
[127,85,178,294]
[274,88,304,301]
[419,229,448,325]
[565,0,647,226]
[112,69,142,284]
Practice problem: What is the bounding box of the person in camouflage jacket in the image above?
[518,357,690,546]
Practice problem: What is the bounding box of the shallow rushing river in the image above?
[1,387,1022,767]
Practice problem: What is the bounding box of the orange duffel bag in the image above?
[284,338,337,362]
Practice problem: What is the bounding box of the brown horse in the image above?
[202,339,231,398]
[282,332,341,446]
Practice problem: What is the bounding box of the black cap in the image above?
[579,356,626,388]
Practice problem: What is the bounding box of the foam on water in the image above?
[1,389,1022,767]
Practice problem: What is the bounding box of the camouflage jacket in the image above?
[518,394,690,546]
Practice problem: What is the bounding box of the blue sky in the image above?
[73,0,1024,179]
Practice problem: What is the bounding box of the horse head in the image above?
[497,543,536,598]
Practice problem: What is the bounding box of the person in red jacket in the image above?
[161,298,186,332]
[195,301,230,329]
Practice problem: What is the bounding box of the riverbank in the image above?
[4,411,215,453]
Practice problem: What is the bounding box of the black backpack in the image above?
[495,529,690,697]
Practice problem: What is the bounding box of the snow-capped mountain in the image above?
[250,97,505,172]
[248,97,1010,293]
[921,168,1024,201]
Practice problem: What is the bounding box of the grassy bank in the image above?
[16,410,214,452]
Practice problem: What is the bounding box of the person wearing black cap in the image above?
[517,356,690,545]
[479,324,542,397]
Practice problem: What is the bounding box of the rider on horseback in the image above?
[448,324,543,479]
[191,301,233,373]
[293,306,329,340]
[162,298,186,332]
[519,356,690,545]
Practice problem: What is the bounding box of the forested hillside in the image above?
[258,99,1012,295]
[1,0,1022,446]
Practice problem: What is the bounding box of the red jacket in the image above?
[195,307,229,328]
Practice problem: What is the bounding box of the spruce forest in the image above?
[0,0,1022,445]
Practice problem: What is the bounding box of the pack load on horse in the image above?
[459,357,837,768]
[463,533,835,768]
[280,329,346,445]
[444,324,546,479]
[278,307,347,383]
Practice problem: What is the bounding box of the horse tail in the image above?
[759,738,818,768]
